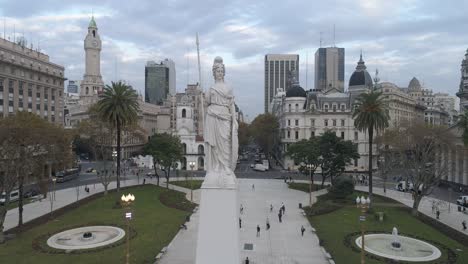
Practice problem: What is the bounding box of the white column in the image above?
[455,147,460,184]
[464,149,468,186]
[447,148,452,182]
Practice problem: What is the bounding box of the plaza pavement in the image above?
[159,179,329,264]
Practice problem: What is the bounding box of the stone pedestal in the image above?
[195,187,239,264]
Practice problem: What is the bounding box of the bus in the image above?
[56,168,79,183]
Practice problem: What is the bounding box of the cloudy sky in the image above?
[1,0,467,118]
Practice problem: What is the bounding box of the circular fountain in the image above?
[355,227,441,262]
[47,226,125,250]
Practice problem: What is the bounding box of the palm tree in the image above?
[353,90,389,199]
[457,110,468,146]
[96,81,139,192]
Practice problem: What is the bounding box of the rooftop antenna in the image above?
[305,51,308,90]
[196,32,202,89]
[319,31,323,48]
[333,24,336,47]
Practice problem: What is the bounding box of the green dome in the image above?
[89,16,97,28]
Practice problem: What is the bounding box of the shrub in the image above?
[329,176,355,199]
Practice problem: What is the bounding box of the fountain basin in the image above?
[355,234,441,262]
[47,226,125,250]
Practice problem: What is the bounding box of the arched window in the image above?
[182,157,187,170]
[198,144,204,154]
[92,30,96,37]
[182,108,186,118]
[198,157,204,170]
[295,104,299,112]
[182,143,187,154]
[86,87,89,95]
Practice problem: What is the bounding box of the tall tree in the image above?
[319,131,360,186]
[352,91,389,200]
[96,81,139,192]
[250,113,279,157]
[382,122,453,215]
[143,133,183,188]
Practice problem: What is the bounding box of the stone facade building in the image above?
[0,37,65,123]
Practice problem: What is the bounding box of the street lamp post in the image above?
[189,161,196,202]
[121,193,135,264]
[112,150,117,184]
[52,177,57,201]
[356,196,371,264]
[306,164,313,207]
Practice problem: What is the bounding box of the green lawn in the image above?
[170,180,203,190]
[0,185,192,264]
[306,192,468,264]
[287,182,324,193]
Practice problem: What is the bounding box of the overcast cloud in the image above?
[1,0,467,118]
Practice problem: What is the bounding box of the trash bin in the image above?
[299,203,302,209]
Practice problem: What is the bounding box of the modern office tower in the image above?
[80,16,104,101]
[314,47,345,92]
[145,61,170,105]
[0,36,65,124]
[162,59,176,95]
[67,80,79,94]
[264,54,299,113]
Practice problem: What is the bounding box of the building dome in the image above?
[286,84,306,98]
[408,77,422,91]
[349,54,373,88]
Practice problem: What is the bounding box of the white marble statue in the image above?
[203,56,239,189]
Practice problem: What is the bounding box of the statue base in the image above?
[195,185,239,264]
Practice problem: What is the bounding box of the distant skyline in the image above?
[1,0,466,117]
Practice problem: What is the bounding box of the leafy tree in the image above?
[238,121,250,152]
[250,113,279,157]
[144,133,183,188]
[319,131,360,187]
[0,112,72,241]
[96,81,139,192]
[382,122,454,216]
[329,176,355,199]
[352,90,389,200]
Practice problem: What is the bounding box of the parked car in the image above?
[23,189,40,198]
[457,196,468,206]
[253,164,267,172]
[86,167,95,173]
[0,189,20,205]
[250,164,255,168]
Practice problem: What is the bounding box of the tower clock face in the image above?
[92,40,98,47]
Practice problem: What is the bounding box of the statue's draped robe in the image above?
[204,82,238,187]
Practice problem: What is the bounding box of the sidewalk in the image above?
[3,176,162,231]
[159,179,329,264]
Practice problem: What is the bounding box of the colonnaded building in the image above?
[273,52,460,175]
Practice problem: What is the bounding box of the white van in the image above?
[457,196,468,206]
[0,189,20,205]
[253,164,267,172]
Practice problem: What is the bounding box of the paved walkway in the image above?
[160,179,329,264]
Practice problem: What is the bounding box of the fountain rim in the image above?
[47,225,126,250]
[355,233,442,262]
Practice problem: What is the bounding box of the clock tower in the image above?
[80,16,104,99]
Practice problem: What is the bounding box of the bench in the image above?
[160,247,167,254]
[310,227,316,232]
[154,247,168,262]
[155,253,163,260]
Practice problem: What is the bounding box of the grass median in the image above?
[305,192,468,263]
[170,180,203,190]
[0,185,193,264]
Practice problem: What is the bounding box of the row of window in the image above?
[286,118,347,127]
[284,130,360,141]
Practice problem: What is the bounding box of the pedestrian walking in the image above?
[301,225,306,236]
[462,220,467,231]
[436,209,440,220]
[266,218,270,230]
[256,225,260,237]
[252,184,255,191]
[240,204,244,215]
[245,257,250,264]
[239,218,242,229]
[270,204,273,212]
[278,211,282,223]
[143,178,146,184]
[281,203,286,215]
